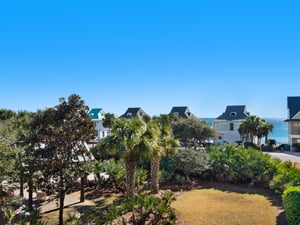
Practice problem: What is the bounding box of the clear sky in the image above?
[0,0,300,118]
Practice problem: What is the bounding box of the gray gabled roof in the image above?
[119,107,147,119]
[170,106,194,118]
[216,105,249,121]
[285,96,300,121]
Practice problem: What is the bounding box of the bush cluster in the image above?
[269,160,300,193]
[206,145,276,185]
[100,192,176,225]
[282,186,300,225]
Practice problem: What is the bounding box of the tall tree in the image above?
[239,116,274,145]
[15,111,32,198]
[0,109,16,120]
[172,117,215,148]
[150,115,178,193]
[0,119,18,202]
[102,113,115,129]
[261,121,274,144]
[25,94,94,225]
[0,110,31,202]
[100,118,158,197]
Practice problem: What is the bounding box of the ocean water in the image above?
[200,118,288,144]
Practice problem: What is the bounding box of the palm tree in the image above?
[150,115,178,193]
[259,120,274,144]
[100,118,157,197]
[239,115,261,143]
[239,116,274,145]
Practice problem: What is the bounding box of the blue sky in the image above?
[0,0,300,118]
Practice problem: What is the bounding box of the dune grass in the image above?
[172,188,279,225]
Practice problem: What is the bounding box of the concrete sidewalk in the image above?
[39,191,95,213]
[17,189,95,215]
[266,151,300,163]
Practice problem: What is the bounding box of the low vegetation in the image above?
[283,186,300,225]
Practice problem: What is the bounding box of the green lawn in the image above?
[172,188,279,225]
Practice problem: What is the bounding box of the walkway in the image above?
[39,191,95,213]
[266,151,300,163]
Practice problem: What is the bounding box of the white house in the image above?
[285,96,300,146]
[213,105,250,144]
[88,108,110,141]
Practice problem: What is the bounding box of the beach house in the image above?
[88,108,110,141]
[285,96,300,147]
[169,106,194,118]
[119,107,148,119]
[213,105,250,144]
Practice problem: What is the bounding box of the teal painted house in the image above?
[88,108,110,141]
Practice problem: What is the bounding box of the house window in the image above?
[218,136,222,140]
[230,112,237,117]
[102,131,105,138]
[230,123,234,131]
[127,112,132,117]
[95,130,98,137]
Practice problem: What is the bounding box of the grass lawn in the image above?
[172,188,280,225]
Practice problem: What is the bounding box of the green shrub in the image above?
[91,159,126,192]
[269,160,300,193]
[283,186,300,225]
[172,148,211,180]
[207,145,276,185]
[174,174,187,184]
[102,192,176,224]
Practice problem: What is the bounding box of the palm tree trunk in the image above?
[125,153,136,197]
[265,135,268,144]
[151,160,160,194]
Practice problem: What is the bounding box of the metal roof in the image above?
[216,105,249,121]
[88,108,105,120]
[287,96,300,120]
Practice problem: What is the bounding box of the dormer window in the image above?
[174,112,179,116]
[230,112,237,117]
[127,112,132,117]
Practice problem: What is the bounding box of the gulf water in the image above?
[201,118,288,144]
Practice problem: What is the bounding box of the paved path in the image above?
[39,191,95,213]
[16,189,95,216]
[266,151,300,163]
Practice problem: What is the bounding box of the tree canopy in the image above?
[238,115,274,144]
[24,94,94,225]
[172,117,215,148]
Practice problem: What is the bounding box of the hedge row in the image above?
[282,186,300,225]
